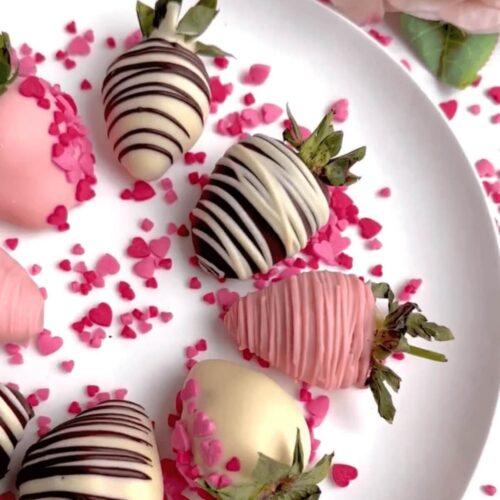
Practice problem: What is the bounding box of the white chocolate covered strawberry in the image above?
[171,359,333,498]
[0,383,34,479]
[102,0,228,180]
[0,33,96,230]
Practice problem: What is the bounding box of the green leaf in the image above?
[296,453,333,487]
[322,146,365,186]
[370,281,395,306]
[252,452,291,484]
[368,366,397,423]
[285,105,303,145]
[136,1,155,37]
[0,61,10,85]
[298,112,334,166]
[422,322,454,342]
[195,41,233,57]
[400,15,499,89]
[290,429,305,475]
[177,3,218,38]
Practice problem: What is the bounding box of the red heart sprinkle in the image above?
[68,401,82,414]
[76,179,95,201]
[118,281,135,301]
[47,205,69,230]
[64,58,77,70]
[145,277,158,288]
[482,485,497,496]
[55,50,67,60]
[202,292,216,304]
[61,360,75,373]
[439,100,458,120]
[195,339,207,351]
[4,238,18,250]
[19,76,45,98]
[487,86,500,104]
[189,277,202,289]
[358,218,382,239]
[331,463,358,488]
[80,79,92,90]
[88,303,113,327]
[106,37,116,49]
[86,385,100,397]
[226,457,241,472]
[127,237,151,258]
[121,325,137,339]
[65,21,77,33]
[131,180,156,201]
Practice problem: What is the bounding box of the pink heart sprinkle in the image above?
[193,411,216,437]
[475,159,495,178]
[331,98,349,123]
[114,388,128,400]
[171,421,191,452]
[261,103,283,124]
[83,30,95,43]
[487,86,500,104]
[207,473,221,488]
[138,321,152,334]
[491,113,500,124]
[96,253,120,276]
[180,379,199,401]
[124,29,142,50]
[9,353,24,365]
[216,288,240,311]
[149,237,170,258]
[482,485,497,496]
[36,330,63,356]
[160,311,173,323]
[186,346,198,359]
[467,104,481,115]
[332,463,358,488]
[133,256,156,279]
[67,36,91,56]
[306,395,330,423]
[36,388,50,401]
[37,415,51,427]
[245,64,271,85]
[200,439,223,467]
[439,100,458,120]
[4,343,20,355]
[240,108,261,128]
[61,360,75,373]
[218,475,232,488]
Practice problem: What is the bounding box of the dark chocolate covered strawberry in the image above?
[191,107,366,280]
[103,0,228,180]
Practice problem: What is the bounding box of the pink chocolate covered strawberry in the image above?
[223,271,454,422]
[191,107,366,280]
[0,33,96,230]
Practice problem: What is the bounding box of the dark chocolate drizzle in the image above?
[102,38,209,166]
[191,135,328,279]
[0,384,33,478]
[17,400,157,498]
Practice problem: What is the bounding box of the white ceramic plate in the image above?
[1,0,499,499]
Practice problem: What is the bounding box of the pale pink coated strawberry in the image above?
[0,248,44,343]
[0,33,96,230]
[224,270,454,422]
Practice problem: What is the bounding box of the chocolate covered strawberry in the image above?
[0,383,34,478]
[171,359,333,498]
[0,33,96,230]
[223,271,454,422]
[103,0,228,180]
[191,107,366,280]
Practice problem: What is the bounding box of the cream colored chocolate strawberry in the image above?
[0,33,96,230]
[102,0,228,180]
[171,359,333,498]
[224,271,454,422]
[0,383,34,479]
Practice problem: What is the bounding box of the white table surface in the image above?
[343,11,500,498]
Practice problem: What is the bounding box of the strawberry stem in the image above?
[368,281,454,423]
[0,32,16,96]
[283,105,366,187]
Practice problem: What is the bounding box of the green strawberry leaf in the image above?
[0,32,16,90]
[321,146,366,186]
[0,61,10,85]
[136,1,155,37]
[195,41,233,57]
[400,15,499,89]
[295,453,333,487]
[252,452,291,484]
[177,1,219,38]
[367,365,398,423]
